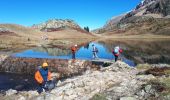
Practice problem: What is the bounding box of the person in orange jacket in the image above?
[35,62,52,93]
[71,44,78,59]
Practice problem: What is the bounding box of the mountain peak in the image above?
[32,19,81,32]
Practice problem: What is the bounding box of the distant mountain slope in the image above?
[92,15,125,34]
[0,24,42,39]
[94,0,170,35]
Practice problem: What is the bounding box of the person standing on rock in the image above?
[35,62,52,93]
[71,44,78,59]
[112,46,123,62]
[92,44,99,59]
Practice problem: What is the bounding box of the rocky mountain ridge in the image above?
[32,19,82,32]
[94,0,170,35]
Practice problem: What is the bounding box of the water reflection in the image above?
[0,72,37,91]
[14,47,72,59]
[14,42,135,66]
[33,47,71,56]
[14,39,170,66]
[98,39,170,64]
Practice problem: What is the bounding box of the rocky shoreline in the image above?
[0,54,170,100]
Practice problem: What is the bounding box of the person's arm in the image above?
[35,71,43,84]
[48,71,52,81]
[119,49,123,53]
[112,50,115,55]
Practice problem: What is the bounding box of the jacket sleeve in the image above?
[48,71,52,81]
[119,49,123,53]
[35,71,43,84]
[112,50,115,55]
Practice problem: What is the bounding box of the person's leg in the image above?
[96,52,98,58]
[72,52,75,59]
[95,52,98,58]
[93,52,95,59]
[73,53,76,59]
[37,84,43,93]
[115,55,118,62]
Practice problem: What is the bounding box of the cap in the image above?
[42,62,48,68]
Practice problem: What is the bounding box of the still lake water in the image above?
[13,42,135,66]
[0,73,37,91]
[13,39,170,66]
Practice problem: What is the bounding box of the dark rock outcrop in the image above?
[0,57,95,78]
[0,27,17,36]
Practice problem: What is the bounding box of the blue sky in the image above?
[0,0,141,30]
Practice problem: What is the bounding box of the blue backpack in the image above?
[95,47,98,53]
[114,48,119,54]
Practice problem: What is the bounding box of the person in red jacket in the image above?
[112,46,123,62]
[71,44,78,59]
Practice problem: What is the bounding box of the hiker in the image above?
[92,44,98,59]
[71,44,78,59]
[112,46,123,62]
[35,62,55,93]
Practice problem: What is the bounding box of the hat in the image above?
[42,62,48,68]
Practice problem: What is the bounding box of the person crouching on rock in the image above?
[112,46,123,62]
[35,62,52,93]
[71,44,78,59]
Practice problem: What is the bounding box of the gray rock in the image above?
[5,89,17,96]
[136,74,156,81]
[164,94,170,100]
[136,89,145,97]
[144,85,152,93]
[0,27,10,32]
[17,95,26,100]
[120,97,137,100]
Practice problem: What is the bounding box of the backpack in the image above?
[114,48,119,54]
[95,47,98,53]
[44,80,55,90]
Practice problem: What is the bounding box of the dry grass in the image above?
[99,33,170,39]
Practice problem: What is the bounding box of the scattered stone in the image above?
[144,85,152,93]
[136,74,156,81]
[120,97,137,100]
[6,89,17,96]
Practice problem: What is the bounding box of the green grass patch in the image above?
[165,70,170,75]
[161,78,170,88]
[136,64,151,70]
[90,93,107,100]
[145,67,170,76]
